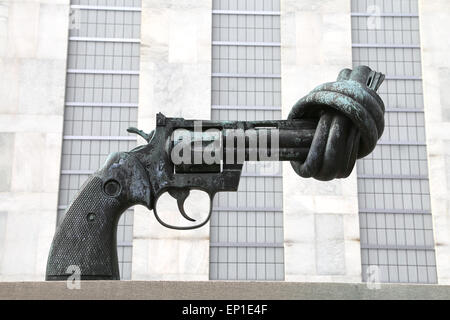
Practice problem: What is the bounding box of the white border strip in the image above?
[385,108,424,113]
[61,170,94,175]
[63,135,137,141]
[352,43,420,48]
[212,10,281,16]
[67,69,139,75]
[212,41,281,47]
[213,207,283,212]
[212,73,281,79]
[358,174,429,180]
[70,5,141,12]
[351,13,419,17]
[69,37,140,43]
[65,102,138,108]
[385,75,422,80]
[212,105,281,111]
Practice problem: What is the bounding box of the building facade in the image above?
[0,0,448,285]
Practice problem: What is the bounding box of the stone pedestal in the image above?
[1,281,449,300]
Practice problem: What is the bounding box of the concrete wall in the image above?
[132,0,212,280]
[0,0,69,280]
[419,0,450,285]
[280,0,361,282]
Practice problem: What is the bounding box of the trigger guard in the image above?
[153,191,214,230]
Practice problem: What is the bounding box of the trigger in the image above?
[168,189,196,222]
[177,198,196,222]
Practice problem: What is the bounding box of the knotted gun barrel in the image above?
[288,65,385,180]
[170,66,385,181]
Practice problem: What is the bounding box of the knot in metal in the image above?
[288,66,385,181]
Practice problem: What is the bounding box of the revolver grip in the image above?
[46,152,151,280]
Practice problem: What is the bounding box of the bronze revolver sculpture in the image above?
[46,66,385,280]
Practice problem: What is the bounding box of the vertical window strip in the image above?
[209,0,284,281]
[351,0,437,284]
[57,0,142,280]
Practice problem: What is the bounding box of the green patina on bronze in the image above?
[46,66,385,280]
